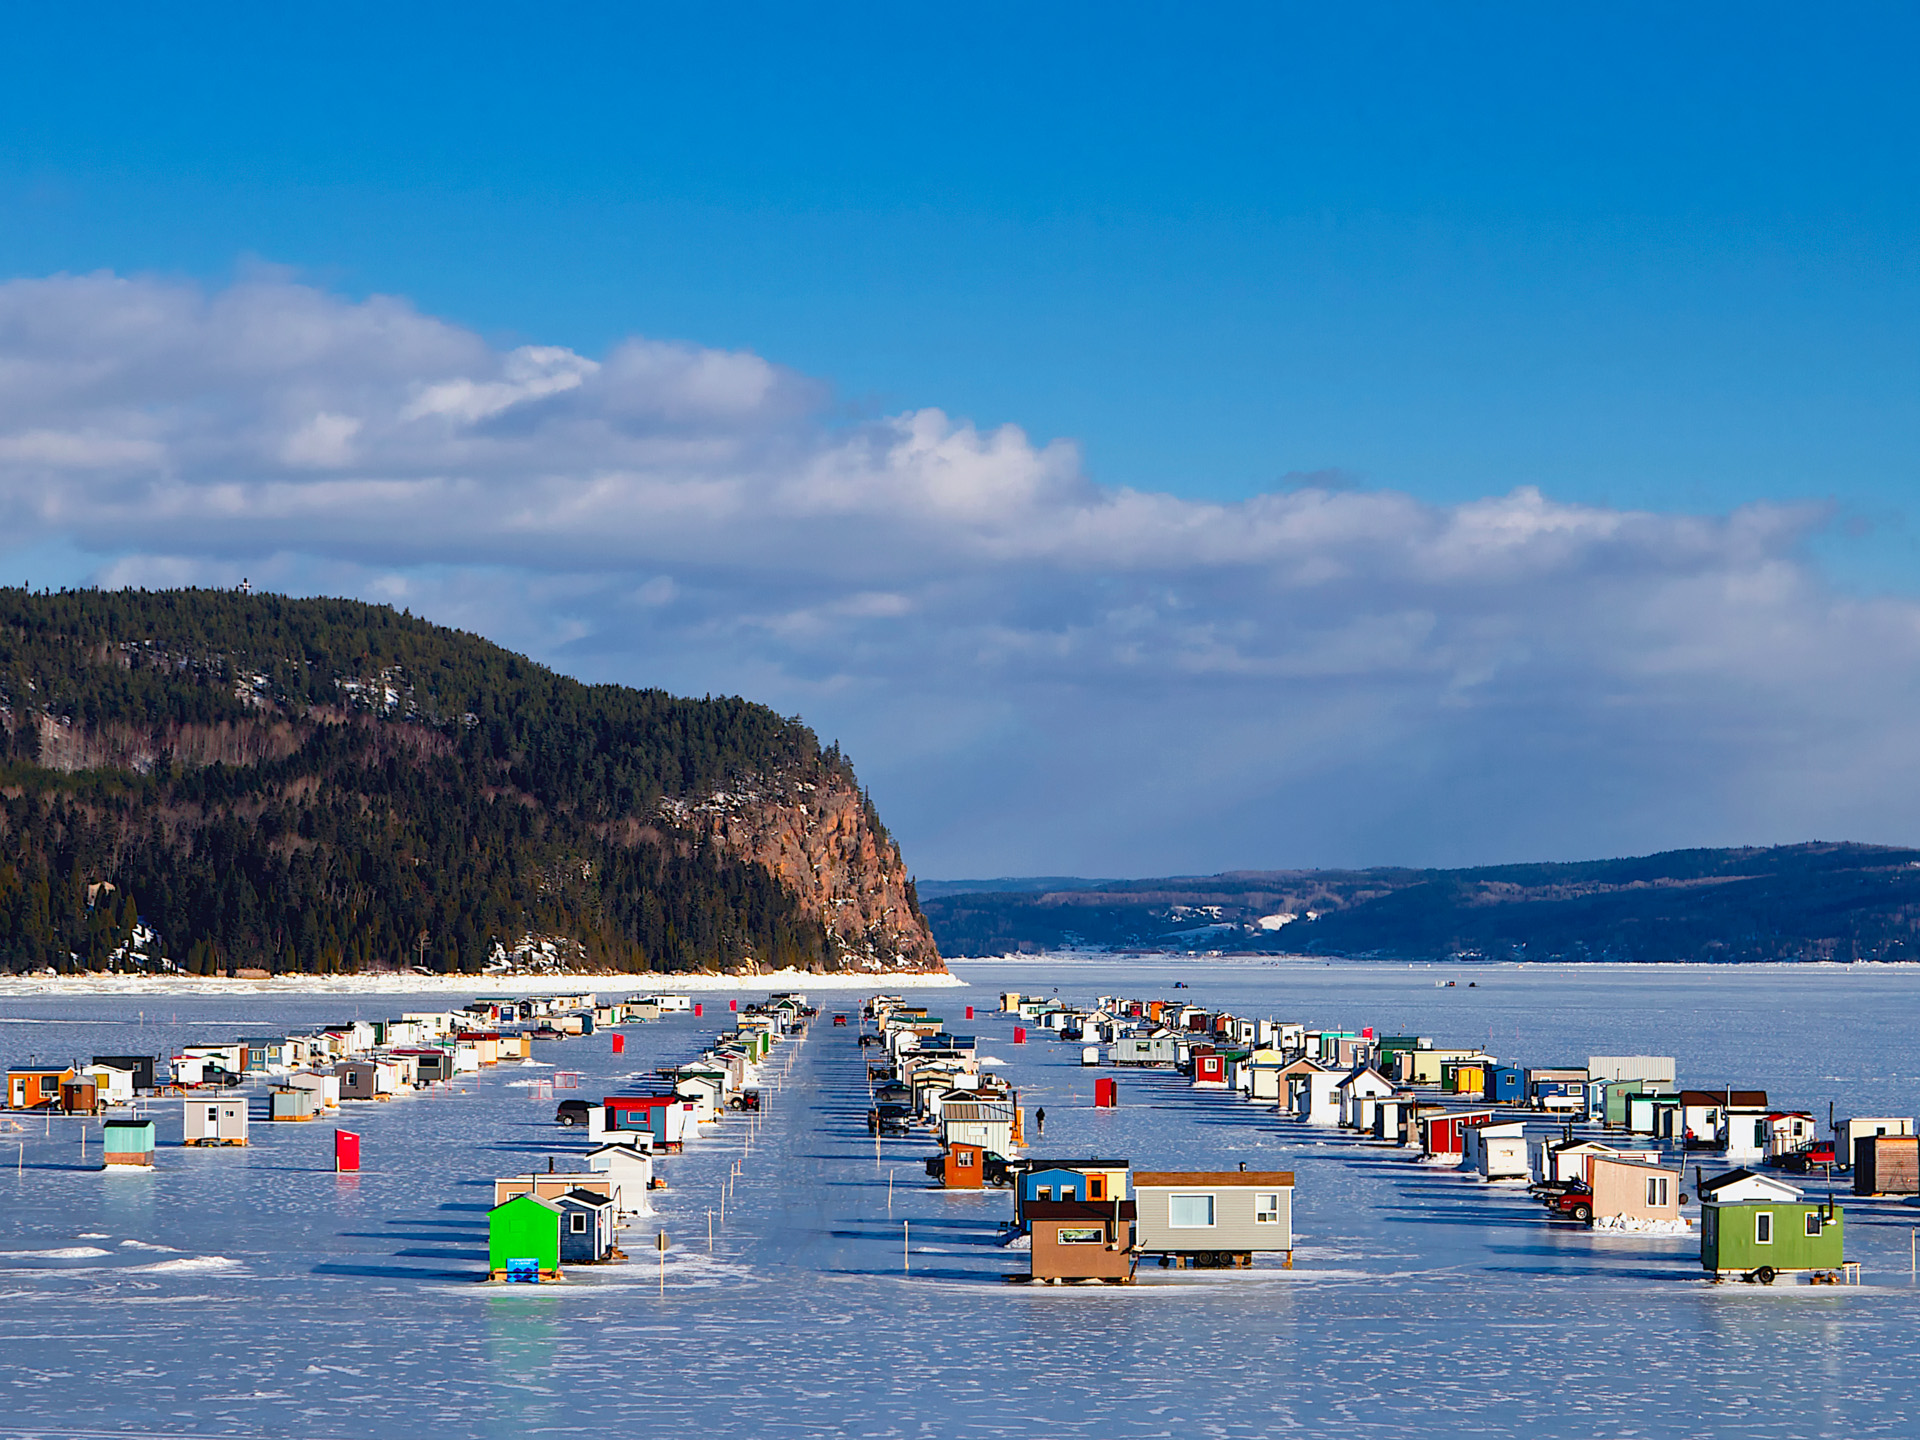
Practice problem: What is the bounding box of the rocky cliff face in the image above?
[661,776,943,973]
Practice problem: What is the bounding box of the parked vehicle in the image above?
[1542,1180,1595,1223]
[555,1099,593,1127]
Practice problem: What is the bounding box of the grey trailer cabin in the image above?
[1132,1170,1294,1267]
[1111,1035,1178,1067]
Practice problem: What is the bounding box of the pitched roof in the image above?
[1133,1171,1295,1187]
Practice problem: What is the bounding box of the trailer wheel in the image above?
[1756,1265,1777,1286]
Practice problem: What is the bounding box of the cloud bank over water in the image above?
[4,271,1917,875]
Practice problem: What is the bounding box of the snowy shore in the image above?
[0,967,966,998]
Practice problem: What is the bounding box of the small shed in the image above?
[1839,1116,1914,1158]
[1589,1156,1684,1229]
[939,1140,987,1189]
[1420,1109,1496,1163]
[488,1193,562,1281]
[1486,1066,1526,1106]
[585,1143,655,1215]
[59,1080,99,1114]
[1191,1051,1229,1088]
[1854,1135,1920,1196]
[1132,1170,1294,1266]
[101,1118,156,1168]
[1462,1120,1529,1181]
[183,1097,249,1146]
[1026,1199,1136,1283]
[337,1061,381,1101]
[270,1087,317,1122]
[555,1188,620,1264]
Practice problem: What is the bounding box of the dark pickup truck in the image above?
[555,1098,594,1127]
[868,1103,913,1136]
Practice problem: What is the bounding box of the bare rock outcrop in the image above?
[662,776,944,973]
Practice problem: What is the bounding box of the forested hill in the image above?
[0,588,941,976]
[921,843,1920,963]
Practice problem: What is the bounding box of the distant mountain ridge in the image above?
[921,843,1920,962]
[0,588,941,976]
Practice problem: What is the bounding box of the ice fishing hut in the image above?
[1461,1120,1529,1181]
[101,1118,155,1168]
[183,1097,249,1146]
[933,1140,988,1189]
[1588,1156,1684,1230]
[555,1189,620,1264]
[1486,1066,1526,1106]
[1853,1135,1919,1196]
[1419,1109,1495,1163]
[488,1193,562,1281]
[1699,1169,1843,1281]
[7,1066,74,1110]
[1026,1199,1137,1283]
[585,1142,655,1215]
[1132,1170,1294,1267]
[270,1086,317,1122]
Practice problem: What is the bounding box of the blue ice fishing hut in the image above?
[1488,1066,1525,1106]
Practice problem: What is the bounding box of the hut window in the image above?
[1057,1227,1103,1245]
[1170,1194,1216,1228]
[955,1150,974,1168]
[1805,1213,1823,1237]
[1035,1186,1051,1200]
[1255,1194,1280,1224]
[570,1214,587,1234]
[1646,1177,1670,1208]
[1755,1212,1773,1245]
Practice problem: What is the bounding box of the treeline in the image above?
[0,588,849,974]
[921,844,1920,963]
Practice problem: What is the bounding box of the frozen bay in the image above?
[0,958,1916,1439]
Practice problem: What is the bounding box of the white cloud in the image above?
[4,270,1918,875]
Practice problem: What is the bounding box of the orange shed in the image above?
[942,1141,986,1189]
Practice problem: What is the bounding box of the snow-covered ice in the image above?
[0,956,1914,1437]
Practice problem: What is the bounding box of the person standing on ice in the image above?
[1036,1106,1046,1136]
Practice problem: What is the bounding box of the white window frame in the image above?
[1254,1193,1281,1224]
[1169,1194,1216,1228]
[569,1213,587,1234]
[1056,1226,1104,1246]
[1755,1211,1773,1245]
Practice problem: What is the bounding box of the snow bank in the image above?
[0,966,965,998]
[1593,1215,1693,1234]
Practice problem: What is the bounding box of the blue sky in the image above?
[4,5,1920,875]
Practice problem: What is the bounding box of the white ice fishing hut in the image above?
[183,1097,249,1145]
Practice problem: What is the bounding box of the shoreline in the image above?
[0,967,966,998]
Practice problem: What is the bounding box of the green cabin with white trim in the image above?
[1699,1169,1843,1279]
